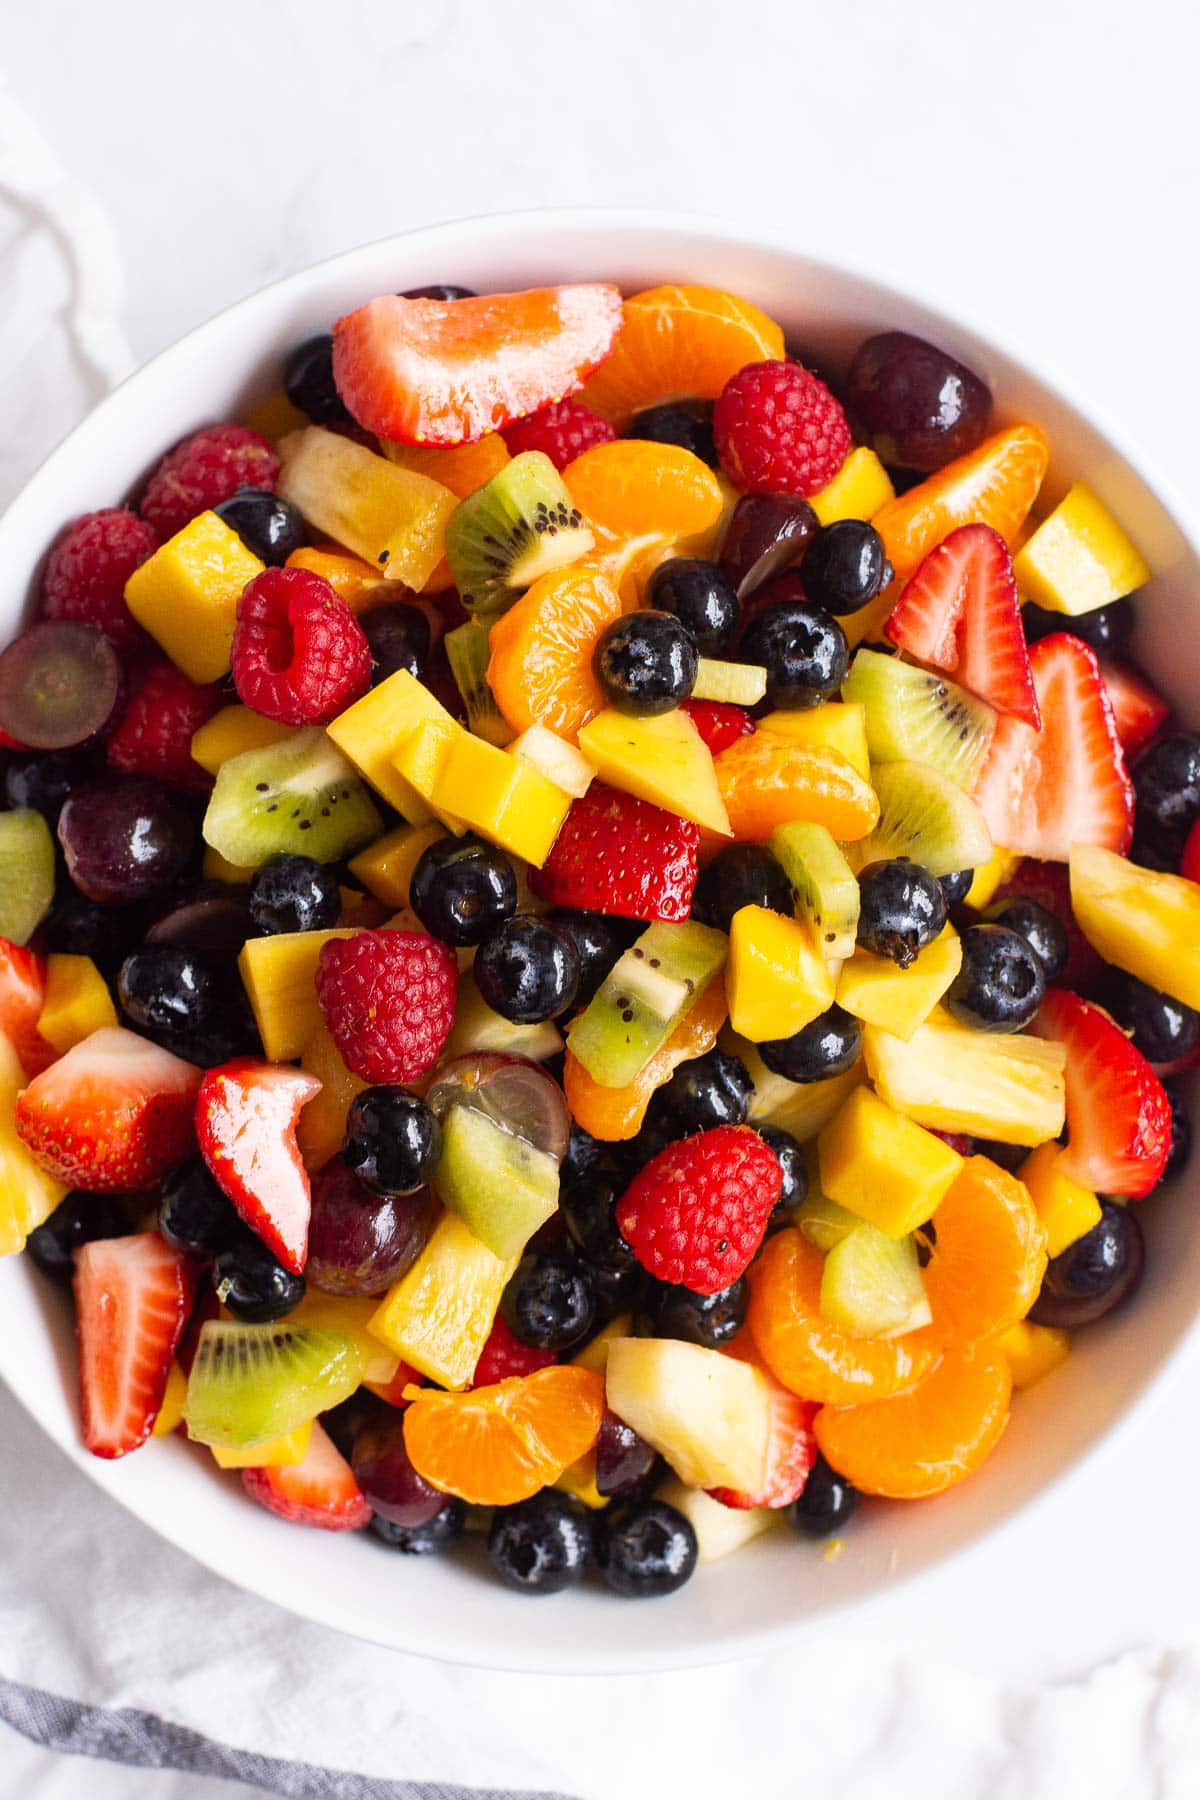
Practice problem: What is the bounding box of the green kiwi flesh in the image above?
[566,919,728,1088]
[769,820,859,961]
[0,809,55,945]
[444,450,595,616]
[819,1223,929,1337]
[435,1102,560,1260]
[846,760,992,879]
[842,649,995,789]
[203,727,383,869]
[444,619,512,746]
[184,1321,367,1449]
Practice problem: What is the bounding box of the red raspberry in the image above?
[316,930,457,1084]
[230,567,371,725]
[681,699,755,755]
[140,423,279,540]
[502,397,616,471]
[107,661,220,792]
[616,1125,782,1295]
[40,508,157,652]
[714,361,851,497]
[470,1316,556,1387]
[527,783,699,922]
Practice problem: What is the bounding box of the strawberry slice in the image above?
[241,1421,371,1531]
[1031,988,1171,1198]
[885,524,1039,726]
[332,285,623,446]
[0,937,54,1077]
[992,858,1104,992]
[708,1338,817,1509]
[74,1231,197,1458]
[196,1059,320,1274]
[15,1026,201,1190]
[528,782,700,922]
[1099,656,1169,759]
[971,634,1133,862]
[681,699,755,756]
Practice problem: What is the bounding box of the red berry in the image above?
[74,1232,196,1458]
[140,423,278,541]
[107,661,220,792]
[528,782,700,922]
[40,508,157,652]
[242,1422,371,1531]
[230,567,372,726]
[471,1315,556,1387]
[316,930,457,1085]
[714,360,851,497]
[502,398,616,470]
[615,1124,783,1295]
[681,698,755,756]
[1031,989,1171,1199]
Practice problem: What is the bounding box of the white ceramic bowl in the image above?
[2,211,1198,1674]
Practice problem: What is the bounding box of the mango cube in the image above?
[277,427,457,591]
[1070,843,1200,1012]
[36,954,117,1053]
[190,705,295,776]
[963,844,1021,911]
[238,928,356,1061]
[0,1035,67,1255]
[125,512,264,683]
[571,1314,634,1376]
[727,904,835,1041]
[210,1421,313,1469]
[1014,482,1151,616]
[577,707,732,835]
[836,927,962,1041]
[1018,1141,1102,1259]
[420,728,573,867]
[393,719,467,833]
[758,703,870,780]
[202,846,255,885]
[152,1361,187,1437]
[286,1290,399,1385]
[818,1085,963,1236]
[863,1009,1066,1146]
[811,447,895,527]
[555,1448,607,1510]
[368,1211,518,1390]
[297,1024,367,1172]
[348,821,444,908]
[286,545,391,610]
[327,668,457,821]
[998,1319,1070,1390]
[739,1038,863,1141]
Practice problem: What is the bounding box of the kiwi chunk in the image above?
[819,1223,930,1337]
[435,1101,560,1260]
[203,727,383,869]
[842,649,995,789]
[0,809,55,945]
[184,1321,366,1449]
[566,919,727,1088]
[445,619,512,746]
[445,450,595,616]
[846,761,992,880]
[795,1190,861,1253]
[770,821,859,960]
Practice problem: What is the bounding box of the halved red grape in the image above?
[844,332,993,472]
[718,495,818,600]
[351,1411,445,1527]
[305,1159,435,1296]
[424,1052,570,1163]
[57,775,195,904]
[0,622,121,749]
[146,886,253,961]
[595,1409,658,1497]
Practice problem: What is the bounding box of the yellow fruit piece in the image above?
[36,954,117,1053]
[286,1290,399,1385]
[864,1008,1066,1145]
[202,846,254,885]
[836,927,962,1042]
[691,658,768,706]
[841,581,900,652]
[393,719,467,834]
[576,707,731,835]
[125,512,264,683]
[963,845,1021,911]
[0,1033,67,1255]
[443,972,563,1064]
[818,1084,963,1237]
[298,1023,367,1172]
[509,724,597,799]
[727,905,834,1042]
[327,668,459,822]
[998,1319,1070,1390]
[210,1421,313,1469]
[382,432,510,499]
[604,1337,770,1492]
[277,427,456,590]
[1014,482,1151,616]
[368,1211,518,1390]
[418,726,573,867]
[739,1038,863,1140]
[152,1361,187,1437]
[348,822,444,908]
[337,886,388,929]
[757,703,870,780]
[656,1476,782,1562]
[242,387,308,444]
[555,1447,608,1510]
[572,1314,634,1376]
[238,928,356,1062]
[1018,1141,1103,1259]
[1070,843,1200,1012]
[285,545,390,611]
[190,705,296,776]
[810,446,896,527]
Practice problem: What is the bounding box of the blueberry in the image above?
[945,924,1045,1033]
[1163,1081,1192,1179]
[401,284,476,301]
[856,858,948,968]
[488,1491,595,1595]
[1133,732,1200,864]
[474,914,580,1024]
[589,1259,648,1327]
[594,610,698,715]
[646,1047,751,1136]
[738,601,848,710]
[690,843,793,933]
[560,1121,608,1186]
[981,896,1068,983]
[282,333,350,426]
[789,1453,860,1538]
[158,1158,240,1258]
[759,1004,862,1083]
[370,1499,466,1554]
[4,749,92,823]
[1103,970,1200,1065]
[26,1191,133,1282]
[502,1252,595,1351]
[758,1125,808,1222]
[598,1499,698,1597]
[560,1172,638,1275]
[212,1232,305,1323]
[361,601,431,686]
[409,833,517,946]
[1030,1199,1145,1327]
[249,852,341,936]
[543,908,639,1005]
[214,487,305,566]
[644,558,739,655]
[644,1276,748,1347]
[343,1087,441,1196]
[938,867,975,909]
[1022,600,1135,655]
[629,400,718,468]
[118,945,215,1038]
[800,521,891,616]
[40,891,134,976]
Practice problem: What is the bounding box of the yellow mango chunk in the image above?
[297,1023,367,1172]
[727,904,834,1042]
[577,707,731,835]
[836,927,961,1042]
[1018,1142,1103,1259]
[286,545,391,611]
[1070,843,1200,1012]
[571,1314,634,1376]
[202,846,254,885]
[818,1084,963,1237]
[36,954,117,1053]
[810,447,896,527]
[241,386,308,444]
[554,1448,608,1510]
[863,1009,1066,1145]
[151,1361,188,1437]
[1014,482,1151,616]
[368,1211,517,1390]
[998,1320,1070,1390]
[757,703,870,780]
[190,705,295,775]
[393,719,467,834]
[125,512,264,683]
[327,668,456,822]
[0,1034,67,1255]
[210,1421,313,1469]
[277,427,456,590]
[238,928,356,1061]
[348,822,444,908]
[419,728,573,868]
[963,845,1021,911]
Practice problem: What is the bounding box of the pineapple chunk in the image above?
[998,1319,1070,1389]
[152,1361,187,1437]
[1019,1142,1102,1259]
[125,512,264,682]
[864,1009,1066,1145]
[577,707,732,835]
[604,1337,771,1492]
[190,705,295,775]
[727,904,835,1041]
[238,929,356,1061]
[510,724,597,799]
[1014,482,1151,616]
[656,1476,782,1561]
[327,667,456,822]
[836,926,961,1041]
[36,954,116,1053]
[286,545,391,610]
[1070,843,1200,1011]
[818,1085,963,1237]
[297,1023,367,1172]
[739,1038,863,1140]
[348,822,444,908]
[691,658,768,706]
[210,1421,314,1469]
[423,727,573,867]
[572,1313,634,1376]
[963,845,1021,911]
[810,446,895,527]
[443,972,563,1064]
[758,702,870,780]
[0,1033,67,1254]
[277,427,456,590]
[368,1211,517,1390]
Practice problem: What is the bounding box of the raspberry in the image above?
[616,1125,782,1295]
[527,783,700,922]
[140,424,279,541]
[230,567,372,726]
[714,361,851,497]
[502,398,616,471]
[40,509,158,652]
[470,1316,556,1387]
[316,930,457,1084]
[680,699,755,755]
[107,661,220,792]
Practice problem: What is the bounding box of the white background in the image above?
[3,1,1200,1795]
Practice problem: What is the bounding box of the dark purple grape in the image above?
[145,886,253,961]
[845,331,993,472]
[57,776,195,904]
[718,494,818,600]
[595,1409,658,1497]
[0,622,122,750]
[40,890,136,974]
[1030,1200,1145,1327]
[305,1159,435,1296]
[362,600,431,685]
[351,1410,446,1527]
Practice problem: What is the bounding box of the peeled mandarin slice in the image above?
[563,440,724,539]
[564,976,728,1141]
[580,285,786,427]
[401,1364,605,1506]
[487,565,623,740]
[814,1340,1012,1499]
[715,735,880,844]
[746,1228,938,1406]
[871,423,1050,579]
[920,1155,1048,1348]
[382,433,511,499]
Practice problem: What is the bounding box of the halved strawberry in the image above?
[1099,656,1169,760]
[528,783,700,922]
[332,285,623,446]
[15,1026,201,1190]
[0,938,54,1077]
[885,524,1039,727]
[196,1060,320,1274]
[364,1360,425,1407]
[74,1232,196,1457]
[992,859,1104,993]
[707,1334,817,1510]
[241,1421,371,1531]
[1031,988,1171,1198]
[971,634,1133,861]
[681,699,755,756]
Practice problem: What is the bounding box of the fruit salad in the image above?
[0,274,1193,1602]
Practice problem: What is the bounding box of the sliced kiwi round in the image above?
[444,619,512,746]
[847,760,992,879]
[0,622,122,749]
[184,1320,367,1450]
[0,809,55,945]
[203,727,383,870]
[842,649,995,790]
[445,450,595,616]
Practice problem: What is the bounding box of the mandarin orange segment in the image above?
[814,1341,1012,1499]
[921,1155,1048,1347]
[564,976,728,1141]
[382,433,510,499]
[401,1364,605,1506]
[746,1228,938,1406]
[715,734,880,844]
[487,565,623,740]
[871,423,1051,579]
[580,285,786,427]
[564,440,724,540]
